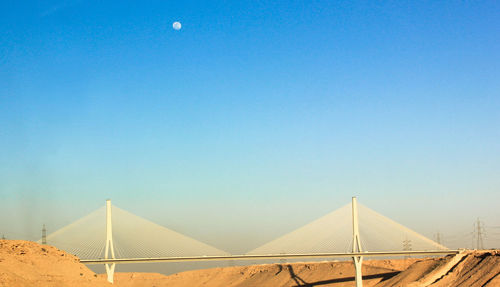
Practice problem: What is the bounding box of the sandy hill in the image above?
[109,259,415,287]
[1,240,499,286]
[377,250,500,287]
[108,252,499,287]
[0,240,110,287]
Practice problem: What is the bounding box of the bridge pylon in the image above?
[352,196,363,287]
[104,199,116,283]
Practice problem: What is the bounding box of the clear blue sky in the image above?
[1,1,499,251]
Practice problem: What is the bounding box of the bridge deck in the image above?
[81,250,461,264]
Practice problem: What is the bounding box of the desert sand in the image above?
[0,240,110,287]
[1,240,499,287]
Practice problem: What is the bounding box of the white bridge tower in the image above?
[352,196,363,287]
[104,199,116,283]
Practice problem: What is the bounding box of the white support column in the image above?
[105,199,116,284]
[352,196,363,287]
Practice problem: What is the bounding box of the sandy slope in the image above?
[108,260,407,287]
[1,240,499,287]
[0,240,110,287]
[377,250,500,287]
[112,252,499,287]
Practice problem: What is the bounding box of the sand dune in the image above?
[0,240,110,287]
[1,240,498,287]
[109,252,499,287]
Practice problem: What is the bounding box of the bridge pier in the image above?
[105,199,116,283]
[352,196,363,287]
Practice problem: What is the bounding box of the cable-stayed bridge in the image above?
[41,203,229,260]
[248,201,446,254]
[39,197,459,286]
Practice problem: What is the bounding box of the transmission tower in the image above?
[1,234,5,240]
[402,237,412,267]
[42,224,47,245]
[435,232,442,245]
[473,218,484,249]
[403,238,412,251]
[279,252,287,264]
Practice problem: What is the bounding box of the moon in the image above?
[172,21,181,30]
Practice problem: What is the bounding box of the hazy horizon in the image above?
[1,1,499,254]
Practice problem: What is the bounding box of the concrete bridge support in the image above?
[105,199,116,283]
[352,196,363,287]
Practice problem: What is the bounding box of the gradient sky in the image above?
[1,1,499,252]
